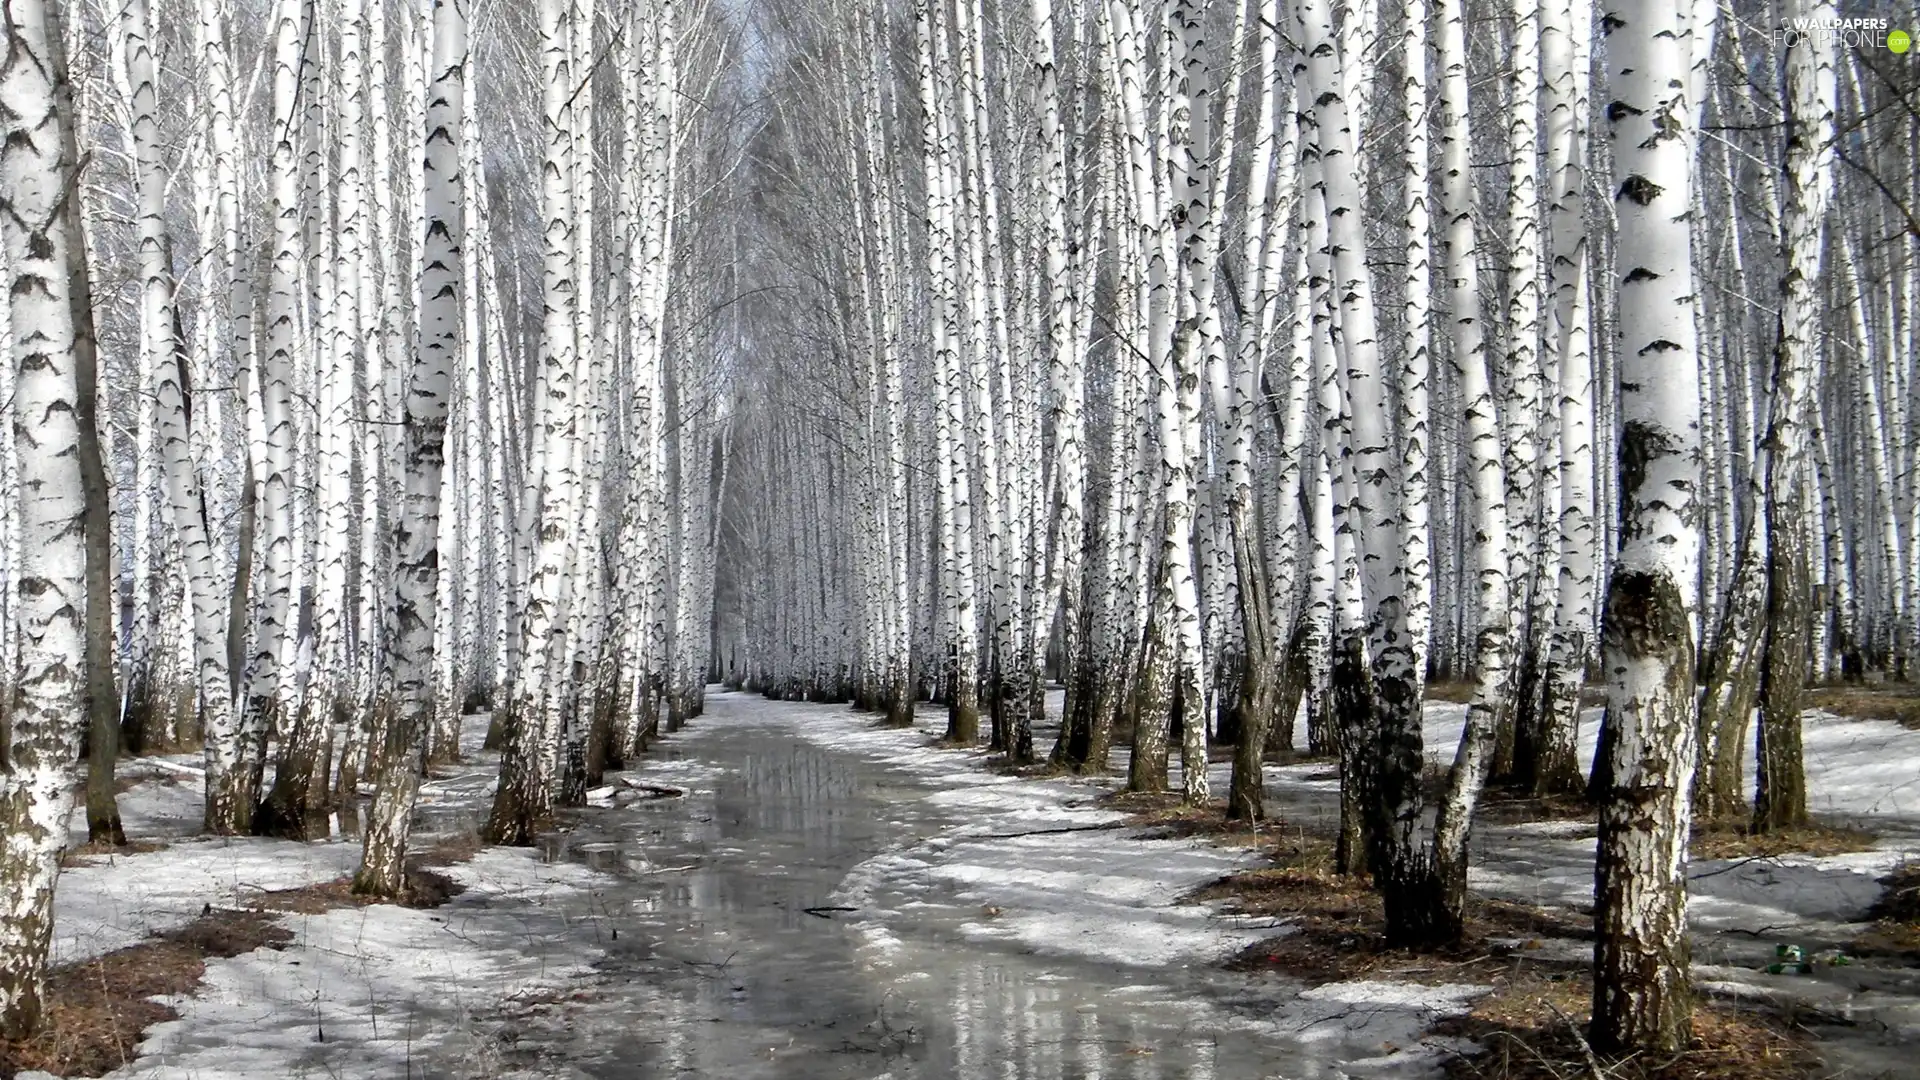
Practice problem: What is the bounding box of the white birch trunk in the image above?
[1412,0,1513,944]
[0,0,94,1031]
[487,0,580,845]
[1535,0,1594,798]
[248,0,312,837]
[1753,0,1836,834]
[358,0,465,893]
[1590,0,1703,1052]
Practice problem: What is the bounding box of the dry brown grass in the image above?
[246,866,464,914]
[0,909,291,1078]
[1188,835,1819,1079]
[1689,821,1878,861]
[1425,680,1480,704]
[1437,977,1822,1080]
[59,839,169,868]
[983,754,1074,779]
[245,828,480,913]
[1477,788,1596,826]
[1869,861,1920,923]
[413,828,486,868]
[1177,826,1825,1080]
[1425,681,1608,708]
[250,832,481,914]
[1189,829,1590,986]
[1101,789,1300,850]
[1806,684,1920,730]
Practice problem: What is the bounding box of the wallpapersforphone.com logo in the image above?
[1773,16,1911,52]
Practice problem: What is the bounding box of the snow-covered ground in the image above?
[802,695,1920,1075]
[112,850,610,1080]
[785,699,1495,1075]
[55,836,362,965]
[812,724,1269,970]
[1260,701,1920,1074]
[37,717,624,1080]
[33,695,1920,1079]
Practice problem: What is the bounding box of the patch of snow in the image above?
[53,838,363,965]
[67,773,206,840]
[1505,819,1596,839]
[784,709,1272,974]
[1271,980,1490,1076]
[113,847,611,1079]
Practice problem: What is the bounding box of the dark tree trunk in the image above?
[77,239,124,848]
[1331,633,1374,876]
[1532,631,1589,799]
[1265,620,1309,761]
[1082,656,1120,772]
[883,664,914,728]
[1590,570,1697,1056]
[1214,651,1244,747]
[943,649,980,745]
[1754,448,1812,834]
[1128,627,1172,794]
[1696,527,1765,822]
[256,689,332,840]
[209,451,260,835]
[587,674,617,786]
[1504,632,1544,788]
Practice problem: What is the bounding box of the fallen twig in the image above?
[1716,922,1800,939]
[1691,852,1783,879]
[803,906,858,919]
[1544,1000,1608,1080]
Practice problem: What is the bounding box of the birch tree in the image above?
[486,0,582,845]
[1590,0,1703,1052]
[251,0,316,838]
[1388,0,1513,945]
[1753,0,1836,834]
[1534,0,1595,799]
[0,0,97,1032]
[193,0,250,834]
[358,0,466,894]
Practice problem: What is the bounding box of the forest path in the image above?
[490,689,1430,1080]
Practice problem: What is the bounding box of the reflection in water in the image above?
[506,703,1310,1079]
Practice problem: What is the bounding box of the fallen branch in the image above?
[619,779,689,798]
[1716,923,1800,939]
[961,821,1129,842]
[1691,852,1782,879]
[803,906,858,919]
[133,756,206,779]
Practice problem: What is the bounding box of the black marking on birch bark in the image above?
[1620,175,1662,205]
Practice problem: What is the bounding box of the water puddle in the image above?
[498,704,1325,1079]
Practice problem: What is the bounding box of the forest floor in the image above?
[9,690,1920,1079]
[6,720,613,1080]
[1124,699,1920,1080]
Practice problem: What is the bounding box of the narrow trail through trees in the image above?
[499,690,1361,1078]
